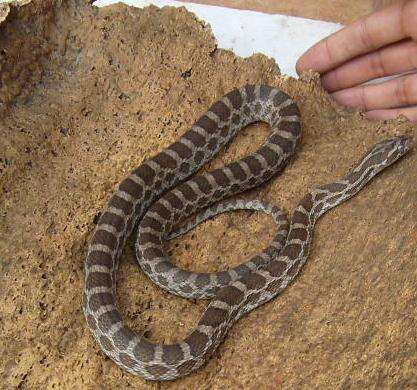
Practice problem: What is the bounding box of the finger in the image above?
[366,106,417,121]
[321,39,417,92]
[331,73,417,111]
[296,0,411,74]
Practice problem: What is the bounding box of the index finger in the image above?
[296,0,410,74]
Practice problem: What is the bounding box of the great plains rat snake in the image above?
[84,84,411,380]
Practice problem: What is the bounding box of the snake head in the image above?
[372,135,412,165]
[352,135,413,176]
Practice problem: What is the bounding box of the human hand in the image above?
[296,0,417,121]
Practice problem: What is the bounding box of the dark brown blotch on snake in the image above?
[87,250,113,268]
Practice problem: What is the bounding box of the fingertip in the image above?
[296,40,330,75]
[364,110,392,121]
[295,61,302,76]
[296,49,313,75]
[295,55,306,75]
[320,72,337,92]
[330,89,358,108]
[365,109,398,121]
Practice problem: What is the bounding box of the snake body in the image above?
[84,84,411,381]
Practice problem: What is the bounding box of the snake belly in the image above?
[84,84,411,381]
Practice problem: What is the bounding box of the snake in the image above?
[84,84,411,381]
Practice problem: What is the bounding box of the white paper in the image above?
[94,0,342,77]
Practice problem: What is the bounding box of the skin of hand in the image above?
[296,0,417,122]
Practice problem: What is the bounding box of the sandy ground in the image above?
[0,0,416,388]
[178,0,379,23]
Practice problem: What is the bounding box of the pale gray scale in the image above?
[129,172,146,187]
[95,304,118,318]
[263,141,286,159]
[276,97,294,112]
[203,173,219,193]
[273,215,288,226]
[179,137,197,153]
[222,166,236,183]
[261,106,276,124]
[297,204,311,217]
[138,241,161,251]
[276,128,299,141]
[97,223,120,236]
[139,224,161,235]
[154,345,164,362]
[116,189,136,204]
[255,269,273,283]
[107,206,129,220]
[244,260,262,272]
[156,198,176,221]
[197,324,215,336]
[210,299,231,312]
[183,179,202,199]
[286,238,305,245]
[179,340,192,360]
[209,273,220,287]
[290,222,308,229]
[337,179,351,186]
[221,96,235,112]
[277,114,302,124]
[163,147,183,164]
[170,188,190,208]
[88,244,114,256]
[252,152,270,172]
[235,159,253,179]
[274,254,292,265]
[205,110,222,125]
[239,87,249,103]
[268,240,285,251]
[186,272,199,285]
[312,187,331,195]
[145,159,162,175]
[192,125,210,140]
[231,280,248,294]
[276,227,289,237]
[89,264,113,273]
[125,335,141,353]
[267,87,280,102]
[87,286,113,296]
[255,252,272,262]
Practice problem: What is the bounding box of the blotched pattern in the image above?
[84,84,411,381]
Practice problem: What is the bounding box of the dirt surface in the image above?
[0,0,416,388]
[178,0,375,24]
